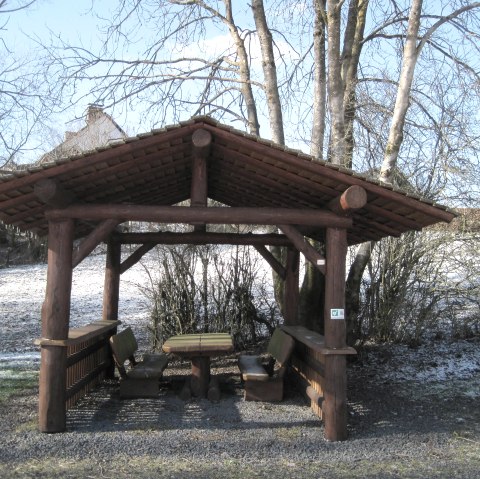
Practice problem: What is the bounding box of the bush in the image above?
[138,243,280,350]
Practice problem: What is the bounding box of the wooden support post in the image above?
[284,247,299,325]
[39,218,74,433]
[190,129,211,231]
[190,356,210,398]
[102,238,121,322]
[323,227,348,441]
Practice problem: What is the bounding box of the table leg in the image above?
[191,356,210,397]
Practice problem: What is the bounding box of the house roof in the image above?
[0,117,456,245]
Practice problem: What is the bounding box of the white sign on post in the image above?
[330,308,345,320]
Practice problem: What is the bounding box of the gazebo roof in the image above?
[0,117,455,245]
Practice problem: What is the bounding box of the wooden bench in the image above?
[109,327,170,398]
[238,328,295,401]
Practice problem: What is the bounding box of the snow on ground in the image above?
[1,252,479,394]
[0,253,154,360]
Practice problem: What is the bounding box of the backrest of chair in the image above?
[109,327,138,366]
[267,328,295,366]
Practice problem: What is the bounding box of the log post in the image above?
[323,227,348,441]
[102,238,121,322]
[283,247,299,325]
[39,218,74,433]
[190,129,211,231]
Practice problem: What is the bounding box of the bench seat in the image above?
[110,327,170,398]
[238,328,295,402]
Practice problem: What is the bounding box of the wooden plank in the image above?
[35,321,121,347]
[46,204,353,228]
[281,325,356,355]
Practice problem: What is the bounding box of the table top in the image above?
[162,332,234,356]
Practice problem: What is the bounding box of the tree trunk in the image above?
[251,0,285,145]
[342,0,369,169]
[224,0,260,136]
[326,0,346,166]
[311,0,327,160]
[380,0,422,183]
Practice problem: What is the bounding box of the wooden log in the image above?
[34,179,75,208]
[278,224,326,274]
[323,228,347,349]
[72,219,119,268]
[253,244,286,280]
[322,227,348,441]
[115,231,292,247]
[120,242,156,275]
[39,218,74,433]
[190,356,210,398]
[328,185,367,215]
[102,238,121,322]
[190,129,211,231]
[207,376,221,401]
[179,377,192,401]
[283,247,299,325]
[323,355,347,441]
[46,204,353,228]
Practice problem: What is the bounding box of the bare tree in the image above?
[43,0,480,341]
[0,0,60,167]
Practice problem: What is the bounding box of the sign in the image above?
[330,308,345,320]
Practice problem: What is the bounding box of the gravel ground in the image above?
[1,341,479,479]
[1,255,480,478]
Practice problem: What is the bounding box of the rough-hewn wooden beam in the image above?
[34,179,76,208]
[46,205,353,228]
[102,238,121,322]
[278,224,326,275]
[72,219,120,268]
[284,247,300,325]
[114,231,293,246]
[328,185,367,215]
[120,243,156,275]
[39,218,74,433]
[253,245,286,280]
[190,129,211,232]
[323,227,348,442]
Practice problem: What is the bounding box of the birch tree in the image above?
[44,0,480,340]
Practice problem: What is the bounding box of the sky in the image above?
[3,0,131,153]
[3,0,279,161]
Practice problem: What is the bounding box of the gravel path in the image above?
[1,256,479,478]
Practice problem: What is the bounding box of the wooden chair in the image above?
[109,327,170,398]
[238,328,295,401]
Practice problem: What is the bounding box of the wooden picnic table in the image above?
[162,333,234,399]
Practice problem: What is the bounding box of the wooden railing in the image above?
[36,320,120,410]
[281,325,356,419]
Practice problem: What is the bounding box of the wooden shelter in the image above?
[0,117,455,440]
